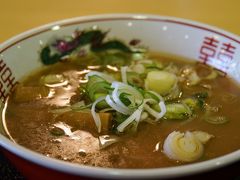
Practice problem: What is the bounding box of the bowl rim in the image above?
[0,13,240,179]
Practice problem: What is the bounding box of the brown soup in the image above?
[3,52,240,169]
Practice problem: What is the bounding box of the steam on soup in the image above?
[3,29,240,168]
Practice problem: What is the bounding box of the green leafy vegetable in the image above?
[40,47,61,65]
[40,29,137,65]
[91,40,131,53]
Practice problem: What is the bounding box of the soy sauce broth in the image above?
[3,54,240,168]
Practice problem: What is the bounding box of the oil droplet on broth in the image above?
[98,135,119,149]
[51,138,62,143]
[153,141,161,152]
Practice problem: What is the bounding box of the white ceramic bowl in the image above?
[0,14,240,179]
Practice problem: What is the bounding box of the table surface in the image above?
[1,0,240,42]
[1,0,240,179]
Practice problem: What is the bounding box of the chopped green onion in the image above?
[164,103,192,120]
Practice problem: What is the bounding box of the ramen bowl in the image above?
[0,14,240,179]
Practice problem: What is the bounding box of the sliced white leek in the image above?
[116,102,146,132]
[105,81,144,115]
[144,102,166,120]
[112,86,133,114]
[192,131,214,144]
[163,131,204,162]
[117,108,142,132]
[105,95,131,115]
[91,96,106,133]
